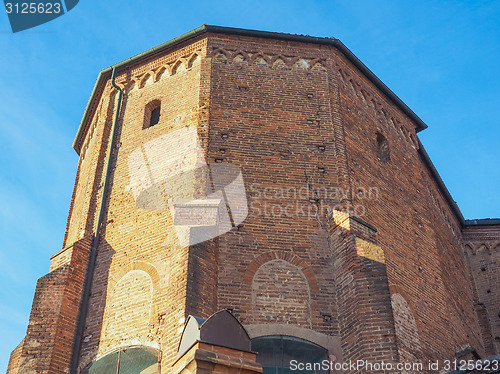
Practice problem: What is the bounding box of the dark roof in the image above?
[417,137,465,226]
[465,218,500,226]
[177,310,251,359]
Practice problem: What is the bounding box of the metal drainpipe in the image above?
[70,66,123,374]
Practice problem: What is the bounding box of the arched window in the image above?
[376,132,390,162]
[144,100,161,129]
[251,335,328,374]
[81,346,159,374]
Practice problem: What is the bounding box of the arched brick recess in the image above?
[249,52,270,65]
[230,50,251,62]
[100,270,153,353]
[270,54,290,67]
[210,48,230,59]
[132,261,161,286]
[106,261,162,325]
[251,259,312,327]
[391,293,422,367]
[108,260,160,291]
[243,251,319,292]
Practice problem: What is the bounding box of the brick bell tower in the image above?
[8,25,500,374]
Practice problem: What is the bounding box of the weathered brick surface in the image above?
[391,293,422,367]
[172,342,262,374]
[9,27,499,373]
[7,236,91,373]
[333,46,488,363]
[207,36,341,350]
[6,340,22,374]
[251,259,311,326]
[463,224,500,355]
[74,37,210,372]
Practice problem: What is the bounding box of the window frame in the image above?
[251,334,329,374]
[143,99,161,129]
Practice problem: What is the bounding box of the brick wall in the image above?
[463,223,500,355]
[10,28,497,373]
[207,35,341,348]
[251,259,311,326]
[7,236,91,373]
[75,37,211,372]
[205,31,486,367]
[333,44,485,361]
[328,210,400,371]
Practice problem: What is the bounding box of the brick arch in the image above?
[310,58,327,71]
[338,68,348,83]
[477,242,490,254]
[230,50,250,62]
[389,284,412,306]
[154,65,171,81]
[186,52,201,68]
[250,52,270,66]
[293,57,310,69]
[210,47,230,59]
[380,107,389,121]
[270,54,290,67]
[464,242,475,255]
[132,261,160,285]
[138,73,152,89]
[171,59,187,75]
[250,259,312,327]
[243,251,319,292]
[123,79,136,94]
[108,260,160,292]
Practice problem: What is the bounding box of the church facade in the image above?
[8,25,500,373]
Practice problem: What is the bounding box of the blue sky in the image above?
[0,0,499,370]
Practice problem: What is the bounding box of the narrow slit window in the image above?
[150,106,160,127]
[376,132,390,162]
[144,100,161,129]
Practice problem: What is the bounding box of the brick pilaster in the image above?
[330,210,399,372]
[7,236,92,374]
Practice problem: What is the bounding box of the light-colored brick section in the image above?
[101,270,154,352]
